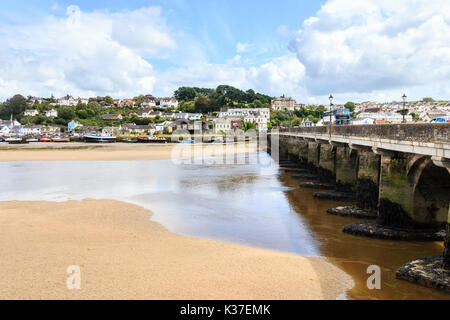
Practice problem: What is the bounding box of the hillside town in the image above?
[271,95,450,124]
[0,90,449,141]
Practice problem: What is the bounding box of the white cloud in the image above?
[155,54,306,99]
[236,42,253,53]
[289,0,450,100]
[0,5,175,99]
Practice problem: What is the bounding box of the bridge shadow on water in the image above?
[277,171,449,300]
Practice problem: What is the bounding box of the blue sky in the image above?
[0,0,324,67]
[0,0,449,103]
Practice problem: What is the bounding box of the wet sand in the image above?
[0,142,259,162]
[0,200,353,300]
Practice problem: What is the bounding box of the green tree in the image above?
[0,94,27,118]
[245,89,256,103]
[103,96,114,105]
[179,100,196,113]
[87,101,101,115]
[253,99,263,108]
[240,120,256,131]
[410,112,421,121]
[133,95,145,106]
[422,97,434,102]
[77,109,89,119]
[58,106,76,120]
[344,102,356,113]
[174,87,197,101]
[194,94,210,113]
[291,116,303,127]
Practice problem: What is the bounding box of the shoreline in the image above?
[0,199,354,300]
[0,142,261,162]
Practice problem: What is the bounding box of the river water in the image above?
[0,151,448,300]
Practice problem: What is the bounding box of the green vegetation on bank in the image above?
[175,85,272,113]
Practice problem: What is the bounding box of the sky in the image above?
[0,0,449,104]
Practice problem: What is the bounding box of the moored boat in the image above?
[26,138,39,142]
[39,138,52,142]
[121,138,138,143]
[6,137,28,144]
[83,134,117,143]
[137,136,168,144]
[52,137,71,143]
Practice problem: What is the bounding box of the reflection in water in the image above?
[0,152,448,300]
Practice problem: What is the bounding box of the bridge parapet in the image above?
[280,123,450,144]
[277,123,450,159]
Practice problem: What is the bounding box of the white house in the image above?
[78,98,89,105]
[0,125,11,136]
[218,108,269,131]
[173,113,190,120]
[352,118,375,125]
[219,108,270,120]
[188,113,203,121]
[0,119,21,129]
[162,113,175,119]
[160,98,179,109]
[58,95,78,106]
[356,112,412,124]
[45,109,58,118]
[214,118,242,133]
[302,120,315,127]
[141,98,156,108]
[22,125,43,135]
[243,115,268,131]
[24,109,39,117]
[155,121,172,133]
[137,110,153,118]
[41,126,61,136]
[31,97,44,105]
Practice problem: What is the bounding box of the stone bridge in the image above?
[269,123,450,292]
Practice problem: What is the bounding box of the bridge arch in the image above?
[409,157,450,227]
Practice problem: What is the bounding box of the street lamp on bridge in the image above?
[398,93,409,123]
[329,94,334,126]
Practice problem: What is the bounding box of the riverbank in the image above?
[0,142,259,162]
[0,199,353,300]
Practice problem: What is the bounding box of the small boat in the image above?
[122,138,138,143]
[137,136,168,144]
[26,138,39,142]
[52,138,71,143]
[83,134,116,143]
[0,137,4,142]
[6,137,28,144]
[178,140,196,144]
[39,138,52,142]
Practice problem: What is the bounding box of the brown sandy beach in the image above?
[0,200,353,300]
[0,142,260,162]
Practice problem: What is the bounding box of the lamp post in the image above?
[401,93,407,123]
[329,94,334,126]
